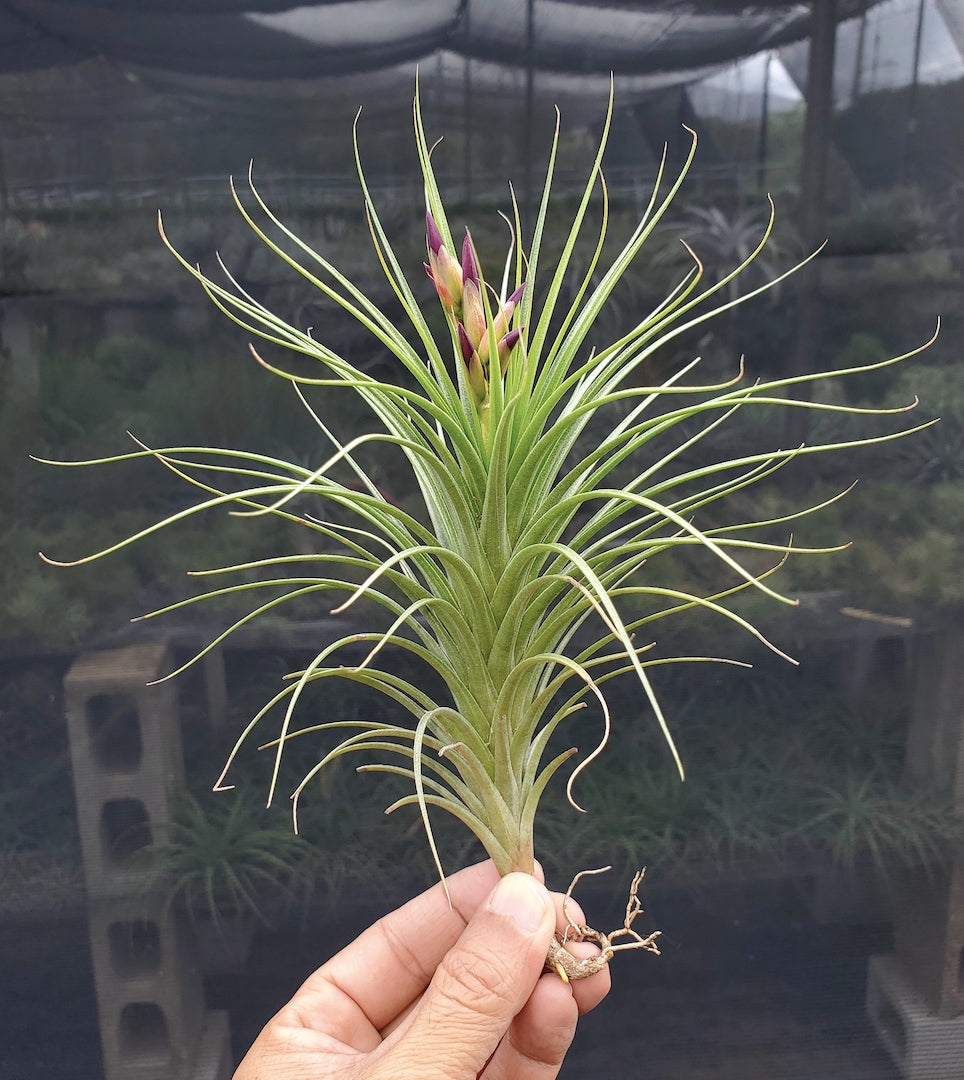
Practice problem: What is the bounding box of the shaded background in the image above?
[1,2,963,1078]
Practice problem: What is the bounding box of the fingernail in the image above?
[487,873,549,935]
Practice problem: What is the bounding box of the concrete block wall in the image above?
[66,645,185,899]
[866,624,964,1077]
[905,628,964,808]
[893,859,964,1022]
[896,627,964,1021]
[867,954,964,1080]
[65,645,231,1080]
[87,895,206,1079]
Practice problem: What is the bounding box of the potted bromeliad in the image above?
[137,788,316,971]
[39,86,931,981]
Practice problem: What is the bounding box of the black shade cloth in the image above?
[0,0,881,81]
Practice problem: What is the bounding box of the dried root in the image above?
[544,866,660,982]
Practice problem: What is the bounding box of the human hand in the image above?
[233,859,611,1079]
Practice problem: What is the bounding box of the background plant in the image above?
[139,788,316,933]
[39,87,930,892]
[533,647,963,887]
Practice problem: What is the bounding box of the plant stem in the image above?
[507,838,536,876]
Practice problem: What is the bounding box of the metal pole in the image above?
[524,0,535,225]
[786,0,837,449]
[462,0,473,204]
[900,0,927,182]
[757,52,772,191]
[850,9,867,104]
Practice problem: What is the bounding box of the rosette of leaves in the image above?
[142,790,316,934]
[39,86,931,897]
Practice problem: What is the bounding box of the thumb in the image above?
[387,873,557,1079]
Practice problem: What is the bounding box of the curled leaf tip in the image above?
[38,551,72,567]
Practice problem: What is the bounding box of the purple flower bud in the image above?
[426,211,444,256]
[461,231,480,289]
[497,327,524,375]
[490,283,526,345]
[458,322,488,404]
[461,278,487,353]
[506,283,526,308]
[427,226,463,315]
[457,322,475,365]
[501,326,523,351]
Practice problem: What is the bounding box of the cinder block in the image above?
[896,627,964,1020]
[88,896,205,1080]
[191,1011,233,1080]
[65,645,184,898]
[64,647,232,1080]
[905,629,964,805]
[867,953,964,1080]
[844,632,913,730]
[894,861,964,1020]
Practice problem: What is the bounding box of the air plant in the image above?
[38,86,932,977]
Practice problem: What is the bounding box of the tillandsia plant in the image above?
[38,86,934,980]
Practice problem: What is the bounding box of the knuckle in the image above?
[511,1025,574,1072]
[374,912,434,984]
[436,940,516,1014]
